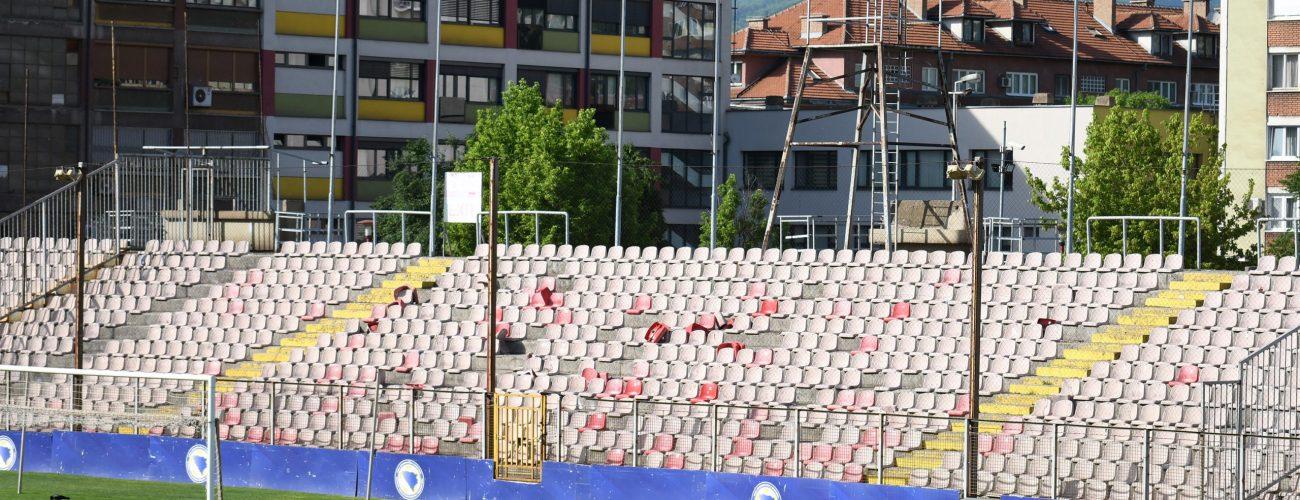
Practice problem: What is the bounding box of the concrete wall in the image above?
[1219,0,1268,211]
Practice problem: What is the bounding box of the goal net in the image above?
[0,364,219,499]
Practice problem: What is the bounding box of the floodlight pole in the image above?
[485,157,499,463]
[966,160,984,500]
[1064,0,1080,253]
[429,0,443,257]
[1178,0,1196,257]
[326,0,342,243]
[614,0,627,247]
[71,162,87,429]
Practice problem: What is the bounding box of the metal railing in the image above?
[984,217,1060,253]
[475,211,570,246]
[1255,217,1300,260]
[343,210,431,247]
[776,215,878,251]
[1085,216,1201,268]
[1203,324,1300,499]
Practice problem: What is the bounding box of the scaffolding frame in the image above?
[759,0,963,253]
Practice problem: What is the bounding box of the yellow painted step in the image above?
[949,421,1003,433]
[983,403,1033,416]
[1118,313,1176,327]
[1036,365,1089,378]
[925,432,964,451]
[382,279,427,289]
[1009,382,1061,396]
[306,319,348,333]
[1183,272,1234,283]
[1157,289,1208,300]
[1144,296,1201,308]
[1170,280,1230,291]
[1092,331,1148,344]
[991,393,1042,406]
[1063,346,1121,362]
[895,450,946,469]
[252,348,291,363]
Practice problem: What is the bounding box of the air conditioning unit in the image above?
[999,75,1012,88]
[191,86,213,107]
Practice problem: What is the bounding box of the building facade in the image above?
[262,0,730,240]
[1221,0,1300,240]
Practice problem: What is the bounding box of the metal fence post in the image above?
[408,388,415,454]
[270,382,278,446]
[711,404,719,472]
[1143,428,1152,500]
[365,383,379,500]
[337,386,345,450]
[631,399,639,467]
[793,409,802,477]
[134,377,141,431]
[876,413,885,485]
[963,417,972,493]
[1051,423,1060,498]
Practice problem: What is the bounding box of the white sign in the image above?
[445,172,482,224]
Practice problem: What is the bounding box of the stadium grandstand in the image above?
[3,222,1300,497]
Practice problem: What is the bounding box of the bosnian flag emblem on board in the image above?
[752,481,782,500]
[0,436,16,471]
[394,459,425,500]
[185,444,209,483]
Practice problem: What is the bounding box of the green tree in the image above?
[375,82,664,255]
[698,174,769,248]
[370,138,437,246]
[1026,100,1255,269]
[1265,171,1300,257]
[1073,89,1172,109]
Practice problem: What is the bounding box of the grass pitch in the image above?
[0,471,350,499]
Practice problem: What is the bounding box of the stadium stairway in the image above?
[220,257,456,387]
[882,271,1236,486]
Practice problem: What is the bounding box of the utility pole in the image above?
[484,157,499,463]
[967,159,984,499]
[1178,0,1196,258]
[1064,0,1080,252]
[999,122,1007,218]
[54,164,87,426]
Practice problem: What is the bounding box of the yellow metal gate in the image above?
[493,392,546,482]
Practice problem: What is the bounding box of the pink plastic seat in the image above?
[939,269,961,285]
[947,394,970,417]
[626,295,652,315]
[300,303,325,322]
[616,379,644,399]
[751,299,778,317]
[580,413,607,432]
[1169,365,1200,385]
[883,302,911,322]
[689,382,719,403]
[606,449,626,465]
[742,282,766,300]
[852,335,879,354]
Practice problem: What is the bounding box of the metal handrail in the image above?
[475,210,570,246]
[1085,215,1201,268]
[1255,217,1300,260]
[342,209,432,246]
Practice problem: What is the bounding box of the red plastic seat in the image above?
[222,409,241,426]
[530,287,557,308]
[385,435,406,452]
[716,341,745,352]
[645,322,669,344]
[647,434,674,453]
[420,436,440,454]
[852,335,879,354]
[725,438,753,460]
[689,382,719,403]
[616,379,643,399]
[1169,365,1200,385]
[579,413,607,432]
[750,299,778,317]
[606,449,626,465]
[597,379,625,399]
[395,351,418,372]
[742,282,766,300]
[762,459,784,476]
[883,302,911,322]
[300,302,325,322]
[664,453,685,469]
[552,309,573,325]
[581,367,607,381]
[825,301,850,320]
[687,314,720,334]
[946,394,970,417]
[626,295,652,315]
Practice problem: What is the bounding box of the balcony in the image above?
[441,24,504,48]
[358,18,427,43]
[275,94,347,118]
[358,98,425,122]
[591,34,650,57]
[96,1,174,28]
[275,11,345,37]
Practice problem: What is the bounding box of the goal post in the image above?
[0,364,219,500]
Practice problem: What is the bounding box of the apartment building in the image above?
[0,1,86,213]
[263,0,729,240]
[730,0,1219,109]
[1220,0,1300,240]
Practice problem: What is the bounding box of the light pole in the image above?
[946,158,984,500]
[1178,0,1197,258]
[1065,0,1080,252]
[54,163,86,424]
[326,0,342,243]
[950,73,980,202]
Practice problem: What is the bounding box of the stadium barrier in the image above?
[0,430,959,499]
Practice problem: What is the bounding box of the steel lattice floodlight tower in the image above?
[758,0,964,254]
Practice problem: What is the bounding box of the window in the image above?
[1271,126,1300,159]
[188,0,258,7]
[1272,53,1300,90]
[1114,78,1131,92]
[359,60,423,99]
[731,62,743,86]
[1004,72,1037,97]
[970,149,1011,191]
[1149,80,1177,103]
[662,74,714,134]
[1272,0,1300,18]
[661,149,712,208]
[1054,74,1071,98]
[440,65,501,103]
[1012,21,1035,45]
[961,18,985,43]
[793,151,837,190]
[361,0,424,19]
[275,52,341,70]
[954,69,985,94]
[273,134,333,149]
[922,67,940,92]
[517,69,577,107]
[517,0,578,47]
[357,141,415,178]
[441,0,501,25]
[1267,193,1299,231]
[899,150,952,190]
[92,44,170,89]
[785,224,836,250]
[592,0,651,36]
[1192,83,1219,109]
[1153,33,1174,57]
[1194,34,1218,59]
[437,139,466,162]
[663,1,716,60]
[187,49,257,92]
[1079,75,1106,95]
[743,151,780,191]
[588,72,649,128]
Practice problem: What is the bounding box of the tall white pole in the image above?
[614,0,627,246]
[429,0,444,256]
[1064,0,1080,253]
[999,121,1006,218]
[1178,0,1195,257]
[709,0,721,248]
[326,0,342,243]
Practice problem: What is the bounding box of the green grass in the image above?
[0,471,351,499]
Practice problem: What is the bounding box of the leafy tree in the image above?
[1026,99,1255,269]
[698,174,769,248]
[1072,89,1171,109]
[370,138,437,247]
[375,82,664,255]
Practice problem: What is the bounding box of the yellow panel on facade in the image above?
[276,11,345,37]
[590,34,650,57]
[278,178,344,201]
[358,99,426,122]
[440,24,505,48]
